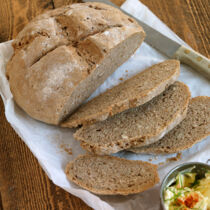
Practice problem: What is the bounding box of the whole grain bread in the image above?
[62,60,180,128]
[74,81,191,155]
[129,96,210,154]
[65,154,159,195]
[6,2,145,125]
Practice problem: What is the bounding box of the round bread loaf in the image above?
[6,2,145,124]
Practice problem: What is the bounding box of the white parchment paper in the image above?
[0,0,209,209]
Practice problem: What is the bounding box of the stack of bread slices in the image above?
[64,60,209,156]
[7,2,209,196]
[63,59,209,195]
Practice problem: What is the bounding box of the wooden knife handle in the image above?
[174,45,210,80]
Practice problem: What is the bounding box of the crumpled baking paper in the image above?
[0,0,209,209]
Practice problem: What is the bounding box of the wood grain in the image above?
[0,0,54,43]
[54,0,81,8]
[141,0,210,58]
[0,0,209,209]
[0,98,92,210]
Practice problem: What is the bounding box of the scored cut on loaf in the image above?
[74,81,191,155]
[62,60,180,128]
[65,154,159,195]
[129,96,210,154]
[6,2,145,125]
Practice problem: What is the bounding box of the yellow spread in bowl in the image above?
[164,170,210,210]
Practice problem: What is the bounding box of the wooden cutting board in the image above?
[0,0,209,209]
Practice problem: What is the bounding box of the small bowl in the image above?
[160,162,210,210]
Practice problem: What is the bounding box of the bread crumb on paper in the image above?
[60,144,73,155]
[167,152,182,162]
[158,162,164,166]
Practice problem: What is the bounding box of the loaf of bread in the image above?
[65,154,159,195]
[6,2,145,124]
[62,60,180,128]
[74,82,191,155]
[129,96,210,154]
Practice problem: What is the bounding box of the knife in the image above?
[82,0,210,80]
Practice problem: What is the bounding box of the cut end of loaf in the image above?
[65,154,159,195]
[59,28,145,124]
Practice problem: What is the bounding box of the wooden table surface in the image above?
[0,0,209,209]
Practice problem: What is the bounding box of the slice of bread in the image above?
[7,2,145,125]
[74,81,191,155]
[62,60,180,128]
[65,154,159,195]
[129,96,210,154]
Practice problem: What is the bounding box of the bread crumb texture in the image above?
[62,60,180,128]
[65,154,159,195]
[74,81,191,155]
[130,96,210,154]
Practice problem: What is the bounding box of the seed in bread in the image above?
[62,60,180,128]
[6,2,145,125]
[74,81,191,155]
[129,96,210,154]
[65,154,159,195]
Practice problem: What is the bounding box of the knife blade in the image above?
[82,0,210,79]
